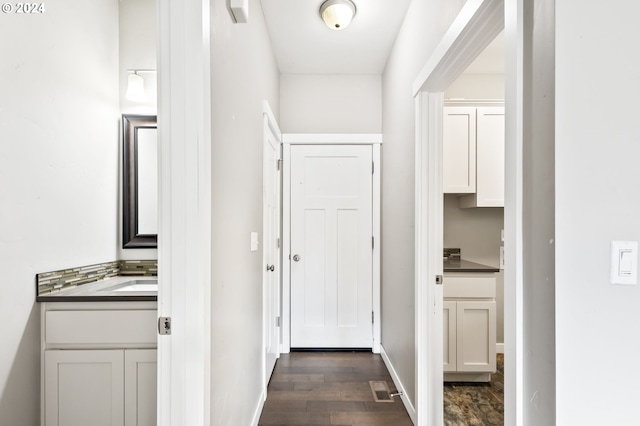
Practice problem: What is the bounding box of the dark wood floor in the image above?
[259,351,504,426]
[258,351,413,425]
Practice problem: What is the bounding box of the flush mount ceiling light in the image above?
[320,0,356,30]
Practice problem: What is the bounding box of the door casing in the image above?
[281,134,382,353]
[412,0,523,425]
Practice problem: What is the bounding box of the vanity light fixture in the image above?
[320,0,356,30]
[125,69,156,102]
[126,71,145,102]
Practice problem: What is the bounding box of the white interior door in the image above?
[263,112,281,385]
[290,144,373,348]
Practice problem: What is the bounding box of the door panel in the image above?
[263,117,281,385]
[290,145,373,348]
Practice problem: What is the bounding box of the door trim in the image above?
[281,134,382,353]
[412,0,511,424]
[157,0,212,424]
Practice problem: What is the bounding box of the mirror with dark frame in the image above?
[122,114,158,248]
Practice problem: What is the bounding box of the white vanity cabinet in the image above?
[443,272,496,382]
[41,302,157,426]
[444,106,505,207]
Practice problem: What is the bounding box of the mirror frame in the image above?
[122,114,158,248]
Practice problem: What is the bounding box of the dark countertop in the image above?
[36,276,157,302]
[444,259,499,273]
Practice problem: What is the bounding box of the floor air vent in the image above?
[369,380,394,402]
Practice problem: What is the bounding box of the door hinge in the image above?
[435,275,443,285]
[277,237,280,249]
[277,159,282,171]
[158,317,171,335]
[372,236,375,249]
[372,162,375,174]
[276,316,281,327]
[372,311,374,324]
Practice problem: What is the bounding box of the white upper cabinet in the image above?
[443,107,477,194]
[443,106,505,207]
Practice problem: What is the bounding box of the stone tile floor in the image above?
[444,354,504,426]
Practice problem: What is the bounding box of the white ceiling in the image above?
[260,1,503,76]
[260,0,412,74]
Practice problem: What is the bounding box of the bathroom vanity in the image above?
[38,273,158,426]
[443,259,498,382]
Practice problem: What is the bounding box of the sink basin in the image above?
[113,283,158,292]
[99,279,158,293]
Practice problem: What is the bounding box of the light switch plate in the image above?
[251,232,259,252]
[230,0,248,23]
[610,240,638,285]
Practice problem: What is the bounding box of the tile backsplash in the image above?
[443,248,461,260]
[36,260,157,296]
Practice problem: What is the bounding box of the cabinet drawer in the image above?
[444,273,496,298]
[45,310,157,346]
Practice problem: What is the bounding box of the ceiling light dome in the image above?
[320,0,356,31]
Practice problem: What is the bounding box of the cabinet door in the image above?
[456,301,496,372]
[443,107,477,193]
[443,301,457,372]
[124,350,157,426]
[45,350,124,426]
[475,107,505,206]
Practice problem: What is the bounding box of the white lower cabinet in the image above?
[44,349,156,426]
[41,302,157,426]
[443,273,497,382]
[124,350,158,426]
[45,350,124,426]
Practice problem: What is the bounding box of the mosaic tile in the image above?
[36,259,157,296]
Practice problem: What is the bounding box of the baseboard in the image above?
[496,342,504,354]
[380,345,417,425]
[250,388,266,426]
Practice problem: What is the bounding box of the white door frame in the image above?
[157,0,212,424]
[262,101,282,394]
[411,0,524,424]
[281,134,382,353]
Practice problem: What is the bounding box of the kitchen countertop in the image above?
[443,259,499,273]
[36,276,157,303]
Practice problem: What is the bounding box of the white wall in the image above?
[0,0,120,423]
[208,0,280,423]
[118,0,158,260]
[445,73,505,100]
[381,0,468,408]
[280,74,381,133]
[555,1,640,424]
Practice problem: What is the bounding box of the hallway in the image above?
[258,351,413,425]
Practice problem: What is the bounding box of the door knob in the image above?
[266,264,275,272]
[292,254,301,262]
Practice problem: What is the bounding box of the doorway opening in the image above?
[442,31,505,424]
[412,0,511,424]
